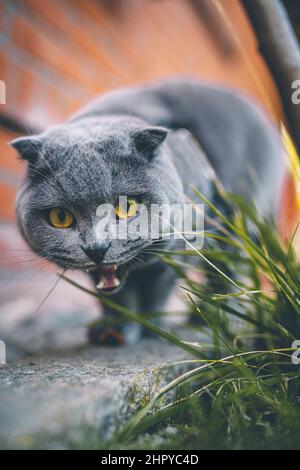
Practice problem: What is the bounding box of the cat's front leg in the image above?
[120,262,177,340]
[87,262,176,346]
[88,278,142,347]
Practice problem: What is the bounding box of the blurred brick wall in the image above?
[0,127,22,220]
[0,0,296,227]
[0,0,298,339]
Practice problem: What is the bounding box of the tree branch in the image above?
[242,0,300,155]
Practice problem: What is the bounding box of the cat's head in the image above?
[11,117,182,292]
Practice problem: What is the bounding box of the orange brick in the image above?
[0,0,4,28]
[23,0,128,87]
[13,16,98,93]
[279,173,299,240]
[64,98,82,118]
[24,0,73,34]
[14,64,35,114]
[0,128,25,175]
[0,182,17,222]
[5,60,87,126]
[0,50,6,79]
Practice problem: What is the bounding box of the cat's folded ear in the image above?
[9,136,43,163]
[131,127,168,158]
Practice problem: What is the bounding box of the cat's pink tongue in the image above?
[96,265,120,290]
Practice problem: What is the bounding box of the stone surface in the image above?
[0,341,185,449]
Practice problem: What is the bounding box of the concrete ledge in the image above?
[0,340,185,449]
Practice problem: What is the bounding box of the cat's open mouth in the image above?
[95,264,125,294]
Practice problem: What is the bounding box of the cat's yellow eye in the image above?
[115,198,139,220]
[48,208,74,229]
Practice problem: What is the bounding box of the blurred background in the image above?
[0,0,299,359]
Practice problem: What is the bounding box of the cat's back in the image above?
[70,78,263,128]
[70,78,282,171]
[70,78,284,216]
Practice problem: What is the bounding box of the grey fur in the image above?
[11,78,285,344]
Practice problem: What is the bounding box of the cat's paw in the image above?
[87,321,142,347]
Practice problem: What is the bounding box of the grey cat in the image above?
[11,78,285,345]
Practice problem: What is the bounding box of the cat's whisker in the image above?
[34,268,66,314]
[0,253,39,260]
[0,250,43,258]
[27,166,57,184]
[0,247,35,252]
[0,260,46,270]
[0,260,59,301]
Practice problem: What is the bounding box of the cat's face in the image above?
[11,118,181,292]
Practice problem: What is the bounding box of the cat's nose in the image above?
[82,242,110,264]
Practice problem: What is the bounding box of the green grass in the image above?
[64,186,300,450]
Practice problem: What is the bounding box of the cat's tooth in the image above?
[112,277,120,287]
[113,264,117,271]
[96,280,104,290]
